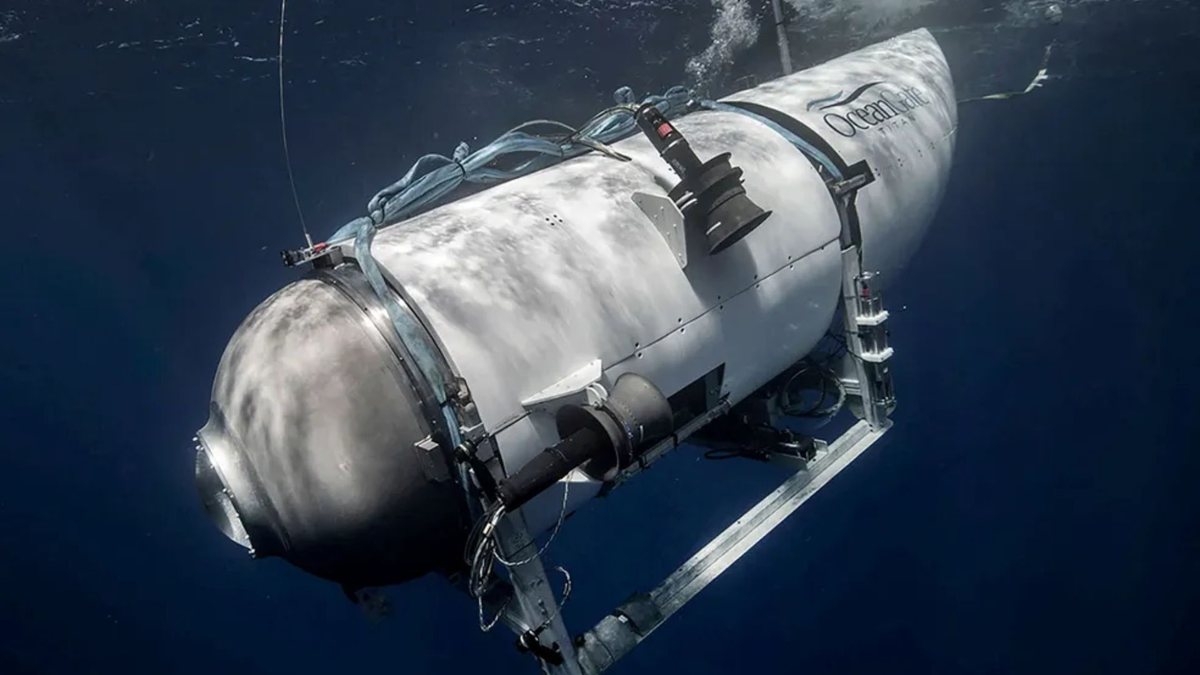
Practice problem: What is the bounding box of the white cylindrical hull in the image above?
[367,29,957,530]
[195,29,957,583]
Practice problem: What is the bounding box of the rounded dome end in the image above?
[195,273,467,587]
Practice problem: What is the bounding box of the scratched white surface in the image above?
[373,31,953,476]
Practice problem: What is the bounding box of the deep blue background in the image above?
[2,1,1199,673]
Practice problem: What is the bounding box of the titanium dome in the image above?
[195,275,467,587]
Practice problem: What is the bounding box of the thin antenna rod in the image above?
[770,0,793,75]
[279,0,313,248]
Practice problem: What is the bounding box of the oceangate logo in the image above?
[806,82,886,111]
[807,82,932,138]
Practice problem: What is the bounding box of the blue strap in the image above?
[352,215,464,446]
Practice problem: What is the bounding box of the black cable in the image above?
[703,447,771,461]
[782,377,829,417]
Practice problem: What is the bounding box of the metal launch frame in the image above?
[485,177,897,674]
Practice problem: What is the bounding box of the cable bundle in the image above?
[328,85,692,243]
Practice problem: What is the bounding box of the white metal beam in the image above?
[575,419,889,673]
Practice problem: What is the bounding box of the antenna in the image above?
[278,0,313,249]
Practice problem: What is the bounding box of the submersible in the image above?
[195,29,957,670]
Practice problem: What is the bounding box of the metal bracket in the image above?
[413,436,452,483]
[632,191,687,269]
[492,513,584,675]
[521,359,607,413]
[839,254,894,425]
[831,171,872,197]
[282,241,344,268]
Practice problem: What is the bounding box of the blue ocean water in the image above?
[1,1,1198,673]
